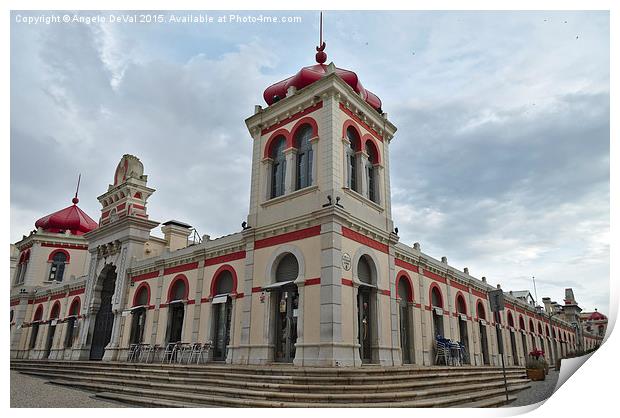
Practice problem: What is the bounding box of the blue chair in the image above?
[434,336,451,365]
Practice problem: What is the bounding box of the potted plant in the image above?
[526,349,546,381]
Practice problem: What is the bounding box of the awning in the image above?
[358,282,377,289]
[262,280,295,292]
[211,295,229,305]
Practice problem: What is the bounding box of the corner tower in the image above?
[241,29,400,367]
[245,43,397,234]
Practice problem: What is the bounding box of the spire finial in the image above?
[72,173,81,204]
[315,11,327,64]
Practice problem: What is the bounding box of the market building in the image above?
[10,40,600,368]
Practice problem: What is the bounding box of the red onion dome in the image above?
[35,198,98,235]
[587,310,606,321]
[263,42,383,112]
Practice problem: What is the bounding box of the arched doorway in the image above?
[211,267,236,361]
[508,312,518,365]
[45,302,61,359]
[397,275,413,364]
[546,325,553,363]
[357,255,376,363]
[430,286,444,338]
[65,298,80,348]
[456,294,469,364]
[90,265,117,360]
[529,319,536,351]
[130,284,149,345]
[269,253,299,363]
[477,301,490,365]
[165,276,188,344]
[30,305,43,350]
[519,316,527,361]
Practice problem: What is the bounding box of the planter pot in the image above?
[527,368,546,381]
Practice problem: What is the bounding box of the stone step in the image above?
[95,391,209,408]
[12,366,527,393]
[50,379,530,407]
[457,394,516,408]
[10,359,525,377]
[10,362,526,385]
[12,366,526,388]
[21,369,529,402]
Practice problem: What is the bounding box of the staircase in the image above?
[10,360,530,407]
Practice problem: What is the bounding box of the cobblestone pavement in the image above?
[505,369,560,407]
[10,371,128,408]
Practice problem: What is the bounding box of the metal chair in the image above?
[127,344,140,362]
[449,341,462,366]
[434,336,451,365]
[176,343,192,364]
[162,342,177,363]
[188,343,203,364]
[458,341,470,365]
[201,341,214,364]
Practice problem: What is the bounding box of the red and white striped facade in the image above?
[10,54,601,366]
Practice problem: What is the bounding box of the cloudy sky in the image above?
[10,10,609,313]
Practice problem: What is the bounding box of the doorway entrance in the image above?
[44,325,56,359]
[90,266,117,360]
[510,331,518,365]
[274,286,298,363]
[213,297,232,361]
[358,285,373,363]
[166,303,185,343]
[479,322,490,365]
[130,308,146,345]
[397,276,413,364]
[211,268,236,362]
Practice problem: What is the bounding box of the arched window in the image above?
[456,295,467,314]
[270,135,287,199]
[276,254,299,283]
[431,287,443,308]
[357,256,373,285]
[168,276,188,302]
[346,127,360,192]
[50,302,61,320]
[48,251,67,282]
[15,250,30,285]
[133,284,150,307]
[508,312,515,328]
[365,141,379,203]
[397,276,413,303]
[431,286,444,338]
[214,270,234,295]
[294,125,313,190]
[477,301,486,320]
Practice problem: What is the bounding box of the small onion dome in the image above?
[263,63,382,111]
[35,197,98,235]
[587,310,606,321]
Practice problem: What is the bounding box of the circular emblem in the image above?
[342,253,351,271]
